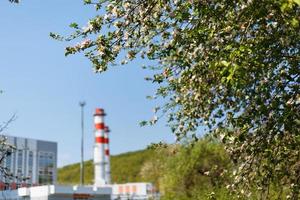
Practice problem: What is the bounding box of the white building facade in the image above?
[0,135,57,189]
[0,185,112,200]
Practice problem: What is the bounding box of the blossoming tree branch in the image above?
[51,0,300,199]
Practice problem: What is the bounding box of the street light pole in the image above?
[79,101,86,186]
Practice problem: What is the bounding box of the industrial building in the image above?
[0,108,157,200]
[0,185,112,200]
[0,135,57,189]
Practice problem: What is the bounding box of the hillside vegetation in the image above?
[58,149,156,185]
[58,139,287,199]
[58,139,235,199]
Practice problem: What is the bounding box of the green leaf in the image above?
[83,0,91,4]
[69,23,79,29]
[139,121,148,126]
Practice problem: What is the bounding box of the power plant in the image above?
[93,108,111,186]
[0,107,158,200]
[93,108,107,186]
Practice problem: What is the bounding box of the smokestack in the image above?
[93,108,106,186]
[104,126,111,184]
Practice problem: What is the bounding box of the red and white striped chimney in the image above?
[104,126,111,184]
[93,108,106,186]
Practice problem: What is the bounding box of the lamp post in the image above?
[79,101,86,185]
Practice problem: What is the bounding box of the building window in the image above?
[38,152,55,185]
[5,154,11,172]
[28,151,33,183]
[17,150,23,175]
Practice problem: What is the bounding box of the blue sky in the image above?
[0,0,175,166]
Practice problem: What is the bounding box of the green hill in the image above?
[58,149,155,185]
[58,140,235,199]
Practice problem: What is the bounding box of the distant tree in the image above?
[3,0,21,187]
[4,0,35,189]
[0,94,26,188]
[0,115,29,190]
[0,137,15,180]
[52,0,300,198]
[0,115,21,185]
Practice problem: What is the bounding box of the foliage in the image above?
[58,149,156,184]
[53,0,300,198]
[152,139,232,200]
[58,139,237,199]
[58,138,293,199]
